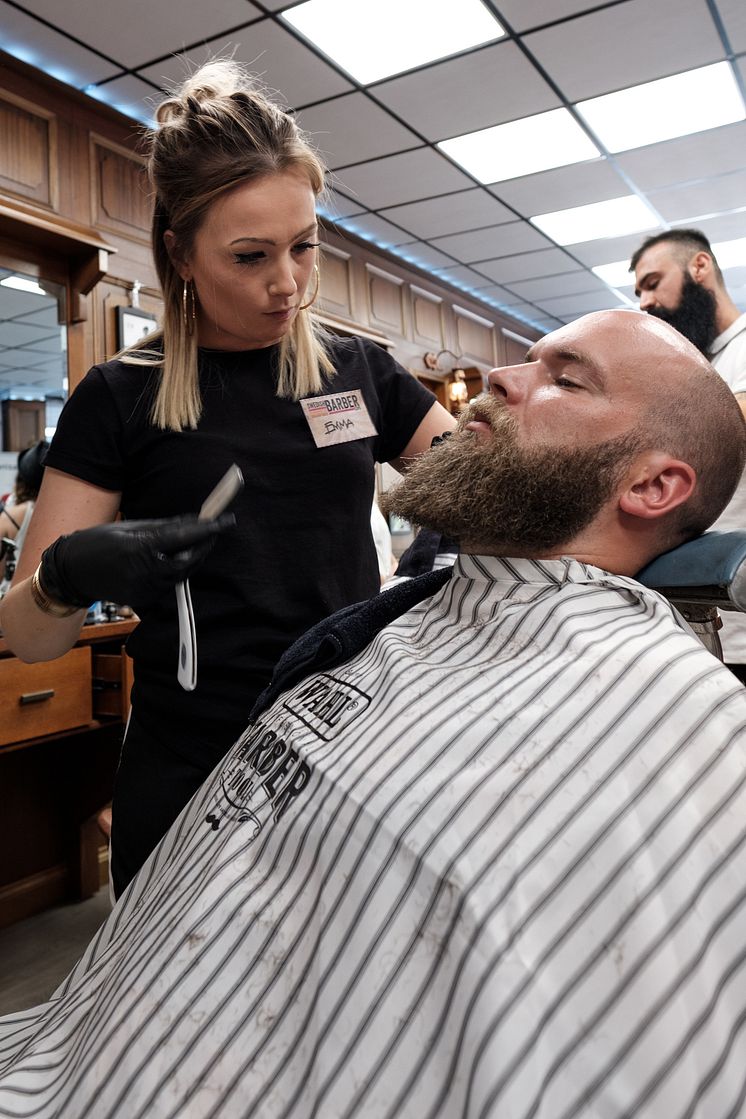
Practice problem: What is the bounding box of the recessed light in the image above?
[0,275,46,295]
[576,61,745,153]
[282,0,503,85]
[437,107,600,184]
[531,195,660,246]
[591,260,636,287]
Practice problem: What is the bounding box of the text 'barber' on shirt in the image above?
[300,389,378,447]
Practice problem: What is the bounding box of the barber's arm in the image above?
[389,400,456,473]
[0,468,232,663]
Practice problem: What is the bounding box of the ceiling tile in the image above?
[471,283,526,305]
[431,221,552,262]
[430,265,494,290]
[474,248,585,283]
[494,1,606,33]
[673,211,746,244]
[15,0,262,70]
[296,93,418,170]
[373,41,559,142]
[505,269,609,302]
[494,301,554,326]
[717,0,746,51]
[318,188,365,222]
[647,169,746,223]
[0,1,119,84]
[335,213,414,248]
[393,242,457,271]
[88,74,161,122]
[569,231,664,267]
[524,0,724,102]
[538,290,627,316]
[378,189,516,240]
[332,149,472,209]
[138,22,353,108]
[615,120,746,192]
[492,159,628,215]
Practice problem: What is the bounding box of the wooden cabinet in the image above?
[0,646,92,747]
[0,621,135,927]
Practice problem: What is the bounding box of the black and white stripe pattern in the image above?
[1,555,746,1118]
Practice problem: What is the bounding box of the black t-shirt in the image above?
[46,336,435,766]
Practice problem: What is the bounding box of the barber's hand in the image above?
[39,514,235,615]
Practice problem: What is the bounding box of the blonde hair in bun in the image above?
[124,59,333,431]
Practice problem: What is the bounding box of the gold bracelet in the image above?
[29,565,81,618]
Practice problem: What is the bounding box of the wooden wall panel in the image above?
[0,91,56,208]
[411,285,444,350]
[319,245,352,318]
[455,307,496,366]
[366,264,405,337]
[91,137,150,242]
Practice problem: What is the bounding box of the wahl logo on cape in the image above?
[283,673,371,741]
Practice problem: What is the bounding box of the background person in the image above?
[1,312,745,1117]
[0,440,48,592]
[0,60,453,897]
[631,228,746,676]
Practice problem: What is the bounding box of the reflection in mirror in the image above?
[0,268,67,461]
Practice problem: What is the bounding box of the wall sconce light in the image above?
[447,368,469,408]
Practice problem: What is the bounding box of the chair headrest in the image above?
[637,530,746,610]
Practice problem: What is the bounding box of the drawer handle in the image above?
[19,689,55,706]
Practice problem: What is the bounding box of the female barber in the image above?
[0,59,454,896]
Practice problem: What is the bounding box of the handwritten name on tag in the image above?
[300,390,378,448]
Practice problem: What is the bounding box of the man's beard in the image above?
[646,272,719,355]
[382,396,642,554]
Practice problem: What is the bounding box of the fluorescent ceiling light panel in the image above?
[576,62,746,153]
[592,260,635,287]
[0,275,46,294]
[712,236,746,270]
[437,107,600,183]
[282,0,503,85]
[531,195,660,246]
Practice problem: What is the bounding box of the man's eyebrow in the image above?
[634,269,656,298]
[229,223,318,247]
[558,347,606,387]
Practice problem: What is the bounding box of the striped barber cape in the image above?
[2,554,746,1118]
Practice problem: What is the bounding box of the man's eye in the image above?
[556,377,580,389]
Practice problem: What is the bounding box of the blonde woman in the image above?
[0,61,453,895]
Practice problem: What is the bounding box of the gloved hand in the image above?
[38,514,235,615]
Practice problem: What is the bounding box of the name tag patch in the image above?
[300,389,378,447]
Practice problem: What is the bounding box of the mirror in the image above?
[0,268,67,459]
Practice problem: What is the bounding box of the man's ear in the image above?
[163,229,191,281]
[688,250,713,286]
[618,453,696,521]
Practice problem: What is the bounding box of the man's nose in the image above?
[486,363,534,401]
[639,289,657,311]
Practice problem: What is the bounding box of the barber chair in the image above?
[637,530,746,661]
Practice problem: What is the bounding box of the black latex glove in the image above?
[39,514,235,615]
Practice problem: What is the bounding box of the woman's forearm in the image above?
[0,576,85,662]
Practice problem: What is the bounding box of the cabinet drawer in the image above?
[0,646,92,747]
[92,648,133,720]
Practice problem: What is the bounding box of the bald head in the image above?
[554,310,746,543]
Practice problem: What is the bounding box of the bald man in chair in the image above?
[1,311,746,1119]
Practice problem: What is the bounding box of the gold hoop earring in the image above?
[298,264,320,311]
[182,279,196,335]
